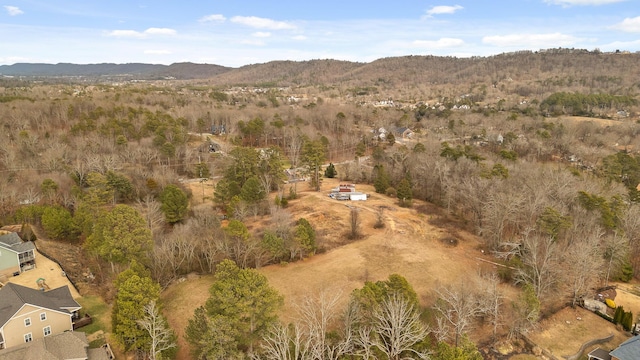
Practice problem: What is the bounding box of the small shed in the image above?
[350,193,367,201]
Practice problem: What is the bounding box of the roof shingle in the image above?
[0,283,80,328]
[0,233,35,253]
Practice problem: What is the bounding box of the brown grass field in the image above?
[528,306,630,359]
[167,178,501,359]
[559,115,624,127]
[166,177,640,360]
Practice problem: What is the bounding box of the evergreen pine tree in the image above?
[623,311,633,331]
[324,163,337,178]
[396,178,413,207]
[614,306,624,324]
[373,164,390,194]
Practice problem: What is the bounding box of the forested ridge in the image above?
[1,48,640,359]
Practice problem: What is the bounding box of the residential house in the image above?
[0,233,36,278]
[0,283,81,350]
[610,335,640,360]
[394,127,414,139]
[588,335,640,360]
[0,331,113,360]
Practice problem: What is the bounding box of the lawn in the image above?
[528,306,630,359]
[75,295,112,347]
[161,274,216,360]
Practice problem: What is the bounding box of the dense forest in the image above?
[1,49,640,359]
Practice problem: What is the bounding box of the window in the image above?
[24,318,31,327]
[40,313,46,321]
[24,333,32,343]
[43,326,51,336]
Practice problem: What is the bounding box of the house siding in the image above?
[0,248,19,277]
[1,305,72,348]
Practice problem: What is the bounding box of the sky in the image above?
[1,0,640,67]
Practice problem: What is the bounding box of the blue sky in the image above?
[1,0,639,67]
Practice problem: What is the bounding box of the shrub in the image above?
[623,311,634,331]
[41,206,79,241]
[20,223,37,242]
[614,306,624,324]
[385,187,397,198]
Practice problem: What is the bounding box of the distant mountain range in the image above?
[2,49,639,88]
[0,62,232,79]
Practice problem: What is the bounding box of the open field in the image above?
[260,179,492,319]
[168,178,503,360]
[558,115,626,127]
[161,274,215,360]
[613,282,640,316]
[529,306,630,359]
[169,177,640,360]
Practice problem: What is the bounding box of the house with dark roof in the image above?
[0,233,36,278]
[0,331,114,360]
[588,335,640,360]
[394,127,414,139]
[0,283,81,350]
[588,347,612,360]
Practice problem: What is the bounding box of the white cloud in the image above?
[144,28,176,36]
[292,35,307,41]
[482,33,578,47]
[413,38,465,48]
[544,0,625,5]
[252,32,271,38]
[611,16,640,33]
[426,5,463,16]
[199,14,226,23]
[106,30,146,38]
[106,28,176,38]
[4,5,24,16]
[230,16,296,30]
[144,50,172,55]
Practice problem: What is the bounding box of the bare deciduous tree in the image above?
[136,194,165,235]
[374,206,385,229]
[621,204,640,277]
[515,229,560,300]
[137,300,176,360]
[255,322,310,360]
[563,229,604,305]
[367,294,430,360]
[257,289,355,360]
[349,207,361,240]
[433,282,481,347]
[478,272,503,339]
[603,232,629,287]
[297,289,354,360]
[481,191,525,249]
